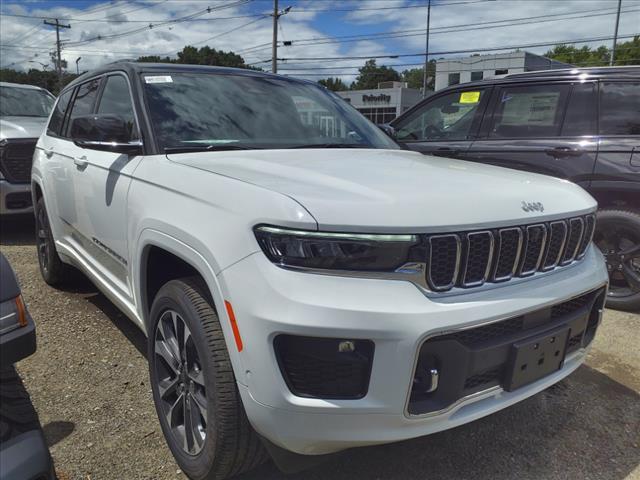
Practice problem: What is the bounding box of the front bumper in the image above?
[0,180,33,215]
[219,245,608,455]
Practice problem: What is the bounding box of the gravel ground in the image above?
[1,215,639,480]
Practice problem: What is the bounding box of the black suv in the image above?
[391,66,640,311]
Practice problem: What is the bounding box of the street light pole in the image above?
[421,0,431,98]
[76,56,82,75]
[610,0,622,66]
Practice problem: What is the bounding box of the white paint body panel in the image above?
[34,128,607,455]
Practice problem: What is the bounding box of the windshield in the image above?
[0,86,55,117]
[142,72,399,151]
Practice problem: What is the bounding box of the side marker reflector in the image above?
[224,300,243,352]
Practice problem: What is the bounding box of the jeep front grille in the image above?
[425,214,596,292]
[0,139,37,184]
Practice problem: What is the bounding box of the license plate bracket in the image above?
[504,326,570,392]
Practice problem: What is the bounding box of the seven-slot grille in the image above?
[0,139,37,183]
[425,214,596,292]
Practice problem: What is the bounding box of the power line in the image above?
[249,33,640,64]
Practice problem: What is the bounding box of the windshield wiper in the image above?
[287,143,369,149]
[164,144,260,153]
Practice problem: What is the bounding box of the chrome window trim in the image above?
[462,230,495,288]
[427,234,461,291]
[492,227,523,282]
[519,224,548,277]
[560,217,585,265]
[542,220,568,271]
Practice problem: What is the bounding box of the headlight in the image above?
[254,225,423,272]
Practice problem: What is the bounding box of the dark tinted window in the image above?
[47,89,73,136]
[561,83,597,136]
[396,89,485,141]
[495,69,508,75]
[471,71,483,81]
[97,75,139,140]
[490,84,570,138]
[600,82,640,135]
[448,73,460,86]
[66,78,101,136]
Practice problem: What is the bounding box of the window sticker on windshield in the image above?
[144,75,173,84]
[459,91,480,104]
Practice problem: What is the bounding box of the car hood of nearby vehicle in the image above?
[167,148,596,232]
[0,116,48,140]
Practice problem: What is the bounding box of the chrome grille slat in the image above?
[542,220,568,271]
[462,231,494,287]
[519,224,548,276]
[492,227,523,282]
[424,214,595,293]
[427,234,461,291]
[560,217,584,265]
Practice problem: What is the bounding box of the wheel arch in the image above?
[135,229,247,381]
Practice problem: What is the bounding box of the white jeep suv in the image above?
[32,63,608,479]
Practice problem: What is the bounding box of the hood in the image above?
[167,149,596,233]
[0,116,48,140]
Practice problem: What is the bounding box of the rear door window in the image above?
[599,82,640,135]
[561,82,597,136]
[489,84,570,138]
[395,89,486,141]
[47,89,73,137]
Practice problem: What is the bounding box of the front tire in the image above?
[148,277,267,480]
[594,208,640,312]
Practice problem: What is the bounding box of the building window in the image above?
[471,71,484,81]
[495,69,508,75]
[448,73,460,86]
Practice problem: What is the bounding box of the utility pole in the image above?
[271,1,291,74]
[43,18,70,86]
[421,0,431,98]
[610,0,622,66]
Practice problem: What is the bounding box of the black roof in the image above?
[65,61,313,91]
[432,65,640,93]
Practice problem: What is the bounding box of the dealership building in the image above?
[434,51,572,91]
[336,82,423,124]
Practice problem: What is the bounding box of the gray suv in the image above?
[0,82,55,215]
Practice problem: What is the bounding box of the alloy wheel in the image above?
[154,310,208,455]
[595,225,640,299]
[36,204,51,276]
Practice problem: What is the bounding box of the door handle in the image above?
[434,147,460,157]
[545,147,582,158]
[74,156,88,169]
[44,148,54,159]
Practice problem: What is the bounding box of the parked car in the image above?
[32,62,607,479]
[389,66,639,311]
[0,253,55,480]
[0,82,55,216]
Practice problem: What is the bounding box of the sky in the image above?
[0,0,639,82]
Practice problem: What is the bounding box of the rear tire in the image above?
[148,277,267,480]
[594,208,640,312]
[35,196,75,287]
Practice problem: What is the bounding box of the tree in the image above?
[402,60,436,91]
[351,59,401,90]
[138,46,256,69]
[544,36,639,67]
[318,77,349,91]
[0,68,76,94]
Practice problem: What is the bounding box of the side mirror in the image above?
[70,114,142,155]
[378,123,396,138]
